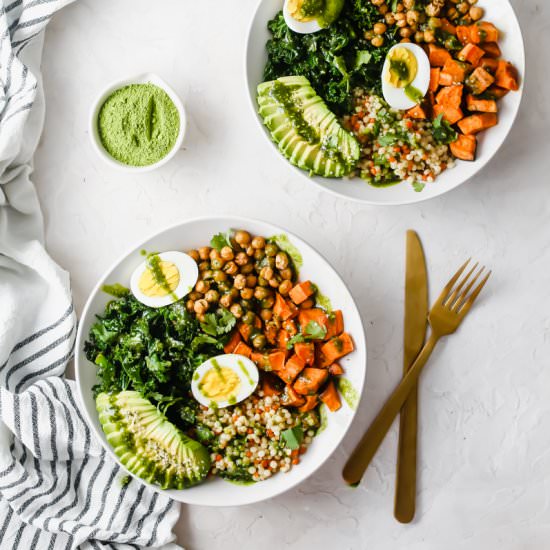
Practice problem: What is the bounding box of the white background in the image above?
[37,1,549,548]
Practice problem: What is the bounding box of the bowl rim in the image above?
[244,0,526,206]
[75,215,368,506]
[88,72,187,173]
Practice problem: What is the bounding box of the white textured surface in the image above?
[35,1,548,548]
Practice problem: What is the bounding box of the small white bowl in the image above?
[89,73,187,173]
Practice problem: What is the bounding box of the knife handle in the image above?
[394,383,418,523]
[342,333,438,486]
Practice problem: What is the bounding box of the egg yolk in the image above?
[386,47,418,88]
[138,261,180,297]
[199,365,241,403]
[288,0,324,21]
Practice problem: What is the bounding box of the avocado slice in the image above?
[257,76,359,178]
[96,391,211,489]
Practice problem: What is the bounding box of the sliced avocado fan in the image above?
[257,75,360,178]
[96,391,210,490]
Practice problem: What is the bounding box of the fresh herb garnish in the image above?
[412,181,426,193]
[281,426,304,450]
[200,308,237,337]
[432,114,458,144]
[210,231,233,252]
[102,283,130,297]
[287,320,327,348]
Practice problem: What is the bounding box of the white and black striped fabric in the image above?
[0,1,182,548]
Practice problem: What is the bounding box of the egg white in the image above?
[191,354,260,409]
[283,0,322,34]
[382,43,431,111]
[130,251,198,308]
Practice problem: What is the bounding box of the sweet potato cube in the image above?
[478,57,499,74]
[495,61,519,91]
[429,67,440,92]
[280,385,305,408]
[293,368,329,396]
[320,333,355,366]
[457,113,498,135]
[277,354,306,384]
[234,341,252,359]
[466,94,498,113]
[294,342,315,366]
[406,104,427,119]
[433,104,464,125]
[441,59,468,84]
[319,380,342,412]
[428,44,452,67]
[467,67,495,95]
[472,21,499,43]
[297,394,319,413]
[458,43,485,66]
[297,308,329,334]
[456,25,472,45]
[450,134,477,161]
[289,281,315,305]
[260,373,283,396]
[273,293,298,321]
[328,363,345,376]
[436,85,464,109]
[325,310,344,340]
[224,330,242,353]
[482,42,501,58]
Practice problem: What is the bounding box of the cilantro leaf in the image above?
[287,321,327,349]
[200,308,236,337]
[210,231,233,252]
[432,114,458,145]
[354,50,372,70]
[412,181,425,193]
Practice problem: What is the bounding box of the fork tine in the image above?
[436,258,470,304]
[451,265,485,311]
[456,270,492,316]
[445,262,479,307]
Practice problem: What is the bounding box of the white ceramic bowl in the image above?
[75,216,367,506]
[245,0,525,205]
[89,73,186,173]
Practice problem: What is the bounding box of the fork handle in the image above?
[343,333,439,486]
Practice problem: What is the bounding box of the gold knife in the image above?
[394,230,429,523]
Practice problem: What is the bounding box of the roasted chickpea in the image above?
[246,274,257,288]
[189,291,202,301]
[254,249,265,261]
[261,296,275,309]
[187,249,200,262]
[371,0,384,5]
[260,309,273,322]
[371,35,385,47]
[257,276,269,288]
[364,29,375,40]
[400,27,413,38]
[241,298,254,310]
[469,6,483,20]
[406,10,418,25]
[403,0,414,8]
[229,288,240,300]
[395,2,404,12]
[415,30,425,42]
[373,22,387,35]
[447,7,458,19]
[218,281,231,293]
[251,334,266,350]
[186,299,195,312]
[229,303,243,318]
[198,246,211,260]
[275,252,289,270]
[220,294,233,308]
[205,289,219,303]
[378,4,388,15]
[457,1,469,14]
[423,29,435,42]
[241,288,254,300]
[220,246,234,261]
[202,269,214,280]
[251,236,266,249]
[196,313,206,323]
[254,286,271,300]
[280,268,293,281]
[224,261,239,276]
[209,249,221,261]
[246,245,255,257]
[395,18,407,28]
[234,274,247,290]
[268,278,280,288]
[241,263,255,275]
[234,252,249,266]
[260,266,274,281]
[194,299,209,315]
[234,230,251,246]
[198,261,210,272]
[385,12,396,24]
[213,270,227,283]
[265,243,278,257]
[195,280,210,294]
[279,280,293,295]
[242,311,256,325]
[211,257,225,270]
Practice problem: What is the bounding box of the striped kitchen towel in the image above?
[0,1,182,549]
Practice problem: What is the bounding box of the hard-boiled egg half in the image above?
[283,0,344,34]
[382,43,431,111]
[191,354,259,409]
[130,251,198,308]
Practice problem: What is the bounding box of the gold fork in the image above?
[343,259,491,486]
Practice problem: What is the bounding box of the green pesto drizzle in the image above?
[238,361,253,386]
[337,377,359,410]
[145,252,178,301]
[210,359,225,381]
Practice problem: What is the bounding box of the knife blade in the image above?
[394,230,429,523]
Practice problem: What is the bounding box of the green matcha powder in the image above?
[98,83,180,167]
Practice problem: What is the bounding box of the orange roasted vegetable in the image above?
[450,134,477,161]
[466,94,498,113]
[320,333,355,365]
[433,104,464,125]
[277,354,306,384]
[297,394,319,413]
[293,368,329,396]
[224,330,242,353]
[319,380,342,412]
[467,66,495,95]
[495,61,519,91]
[436,85,464,109]
[289,281,314,305]
[457,113,498,135]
